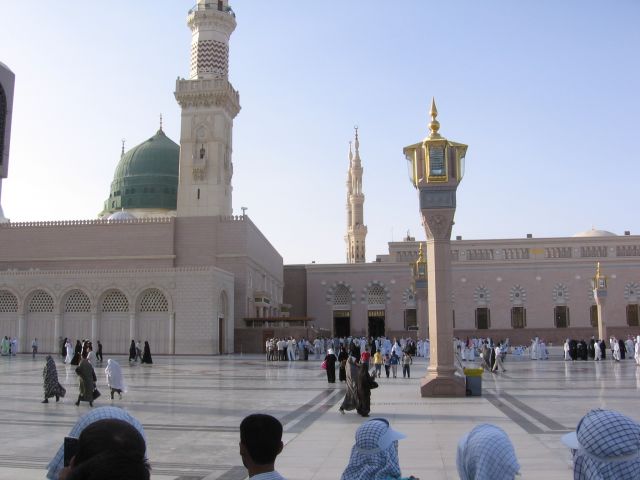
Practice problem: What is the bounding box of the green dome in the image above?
[102,129,179,215]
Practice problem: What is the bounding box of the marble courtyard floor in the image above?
[0,352,639,479]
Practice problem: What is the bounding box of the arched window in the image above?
[139,289,168,312]
[0,290,18,313]
[28,290,54,313]
[367,285,386,305]
[64,290,91,313]
[101,290,129,313]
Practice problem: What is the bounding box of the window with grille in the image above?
[404,309,417,330]
[554,306,570,328]
[511,307,526,328]
[102,290,129,313]
[28,290,54,313]
[367,285,385,305]
[333,285,351,306]
[0,290,18,313]
[627,304,639,327]
[64,290,91,313]
[139,289,168,312]
[590,305,598,328]
[476,308,490,329]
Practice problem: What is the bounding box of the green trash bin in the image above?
[464,367,483,396]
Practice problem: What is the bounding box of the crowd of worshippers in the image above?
[0,335,18,356]
[265,335,429,362]
[43,406,640,480]
[563,335,640,364]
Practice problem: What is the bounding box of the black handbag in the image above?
[92,388,101,400]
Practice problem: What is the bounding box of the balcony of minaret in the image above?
[174,78,240,114]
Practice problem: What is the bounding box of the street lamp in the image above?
[403,98,467,397]
[591,262,608,341]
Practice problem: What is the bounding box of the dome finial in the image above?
[159,113,163,132]
[428,97,441,139]
[121,138,126,157]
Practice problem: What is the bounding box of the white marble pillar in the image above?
[53,313,61,353]
[91,312,98,344]
[129,312,137,342]
[17,313,25,352]
[169,312,175,354]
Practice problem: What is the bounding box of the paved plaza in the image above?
[1,351,639,479]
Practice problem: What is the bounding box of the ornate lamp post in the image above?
[591,262,608,341]
[404,98,467,397]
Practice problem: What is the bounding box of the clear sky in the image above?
[1,1,639,265]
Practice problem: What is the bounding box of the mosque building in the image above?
[0,1,282,355]
[1,2,639,355]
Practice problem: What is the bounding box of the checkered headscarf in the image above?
[341,419,402,480]
[456,424,520,480]
[46,406,146,479]
[571,409,640,479]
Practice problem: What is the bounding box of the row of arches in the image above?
[0,287,172,354]
[0,287,171,314]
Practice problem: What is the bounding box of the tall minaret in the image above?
[345,128,367,263]
[174,0,241,217]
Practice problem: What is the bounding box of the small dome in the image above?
[573,228,617,238]
[107,210,137,222]
[101,129,179,216]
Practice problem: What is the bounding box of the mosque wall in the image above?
[0,220,175,270]
[0,266,234,355]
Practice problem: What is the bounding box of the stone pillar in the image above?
[129,312,137,342]
[420,210,465,397]
[169,312,176,354]
[91,311,98,344]
[53,313,61,354]
[594,296,607,341]
[415,284,429,339]
[17,313,25,352]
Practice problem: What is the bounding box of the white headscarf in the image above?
[105,358,126,391]
[341,418,406,480]
[457,424,520,480]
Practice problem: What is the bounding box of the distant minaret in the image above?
[174,0,241,217]
[345,128,367,263]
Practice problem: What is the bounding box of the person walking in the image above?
[401,351,412,378]
[32,338,38,358]
[75,353,97,407]
[390,352,400,378]
[70,340,82,365]
[338,346,349,382]
[136,341,143,362]
[42,355,66,403]
[324,348,337,383]
[356,363,377,417]
[96,340,103,363]
[383,353,391,378]
[105,358,126,399]
[492,343,507,373]
[141,341,153,364]
[129,340,137,363]
[373,350,383,378]
[339,357,359,414]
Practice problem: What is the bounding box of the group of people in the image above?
[128,340,153,364]
[62,339,102,367]
[562,335,640,364]
[42,352,127,406]
[0,335,18,356]
[43,406,640,480]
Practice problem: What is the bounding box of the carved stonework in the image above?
[421,211,454,240]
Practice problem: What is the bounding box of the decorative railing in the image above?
[0,218,173,228]
[188,2,235,17]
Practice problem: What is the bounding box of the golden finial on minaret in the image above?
[595,261,601,279]
[348,140,353,161]
[428,97,441,139]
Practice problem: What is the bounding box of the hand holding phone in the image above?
[63,436,79,467]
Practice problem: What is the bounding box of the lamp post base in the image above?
[420,372,466,397]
